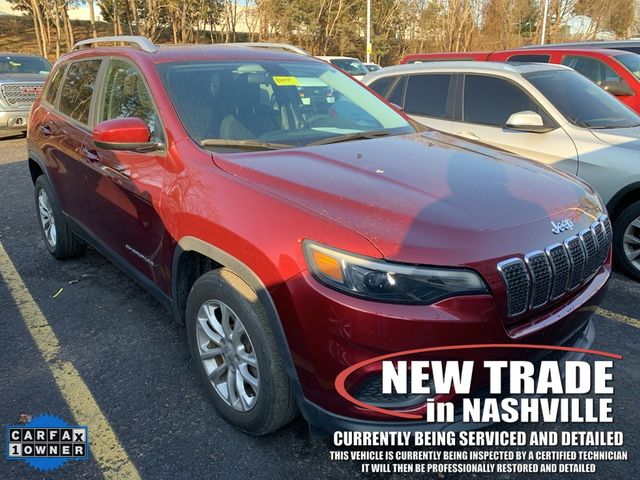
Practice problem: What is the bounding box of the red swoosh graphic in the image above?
[334,343,623,420]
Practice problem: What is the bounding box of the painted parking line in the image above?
[584,306,640,329]
[0,242,142,480]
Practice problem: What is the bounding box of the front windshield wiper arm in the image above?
[200,139,294,150]
[307,129,396,146]
[588,123,640,129]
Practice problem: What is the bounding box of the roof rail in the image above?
[225,42,309,56]
[73,36,157,53]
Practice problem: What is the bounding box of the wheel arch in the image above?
[606,182,640,223]
[172,236,299,380]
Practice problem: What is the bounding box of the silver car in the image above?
[0,53,51,137]
[364,61,640,280]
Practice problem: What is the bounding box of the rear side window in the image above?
[58,59,101,126]
[463,75,544,127]
[387,76,406,106]
[44,64,66,105]
[508,54,551,63]
[404,74,451,119]
[368,76,395,97]
[561,55,621,83]
[99,59,161,141]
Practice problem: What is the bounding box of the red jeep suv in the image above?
[28,37,611,435]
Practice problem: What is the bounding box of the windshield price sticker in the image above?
[273,76,299,86]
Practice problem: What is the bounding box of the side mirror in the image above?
[601,80,634,97]
[93,117,158,151]
[505,110,552,133]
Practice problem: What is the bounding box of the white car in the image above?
[317,56,369,80]
[363,61,640,280]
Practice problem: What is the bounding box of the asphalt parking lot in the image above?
[0,135,638,479]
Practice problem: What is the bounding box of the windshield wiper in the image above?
[307,129,396,146]
[200,139,294,150]
[588,123,640,130]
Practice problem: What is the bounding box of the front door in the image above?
[452,74,579,174]
[82,58,169,290]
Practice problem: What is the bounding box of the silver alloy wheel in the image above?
[623,216,640,271]
[38,188,57,248]
[195,300,259,412]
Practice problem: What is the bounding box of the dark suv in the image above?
[28,36,611,435]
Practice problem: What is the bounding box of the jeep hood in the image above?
[214,131,603,265]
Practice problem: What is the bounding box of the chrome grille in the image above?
[498,215,611,318]
[593,221,608,266]
[497,259,530,316]
[546,244,570,300]
[525,251,552,309]
[580,229,599,277]
[603,217,613,243]
[0,83,43,107]
[565,236,586,290]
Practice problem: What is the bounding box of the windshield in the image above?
[0,55,51,74]
[329,58,369,76]
[157,60,413,150]
[525,69,640,129]
[615,53,640,80]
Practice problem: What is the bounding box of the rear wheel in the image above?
[613,201,640,281]
[34,176,87,259]
[186,268,296,435]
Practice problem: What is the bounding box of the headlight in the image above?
[303,241,489,304]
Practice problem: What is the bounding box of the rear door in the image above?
[397,73,456,133]
[40,58,103,228]
[81,58,168,289]
[452,73,579,173]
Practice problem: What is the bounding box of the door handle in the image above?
[39,124,53,136]
[81,148,101,163]
[456,131,480,141]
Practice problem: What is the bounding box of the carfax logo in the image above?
[5,414,88,472]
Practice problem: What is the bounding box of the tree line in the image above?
[8,0,638,65]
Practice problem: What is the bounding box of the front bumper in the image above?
[0,108,30,133]
[272,263,610,431]
[298,318,596,435]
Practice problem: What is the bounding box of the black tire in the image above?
[34,175,87,259]
[613,201,640,281]
[186,268,297,435]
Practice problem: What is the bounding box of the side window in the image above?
[404,74,452,119]
[463,75,544,127]
[369,76,395,97]
[44,64,66,106]
[387,76,406,106]
[508,54,551,63]
[99,59,161,141]
[58,59,101,126]
[561,55,621,84]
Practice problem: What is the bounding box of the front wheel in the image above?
[613,201,640,281]
[186,269,296,435]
